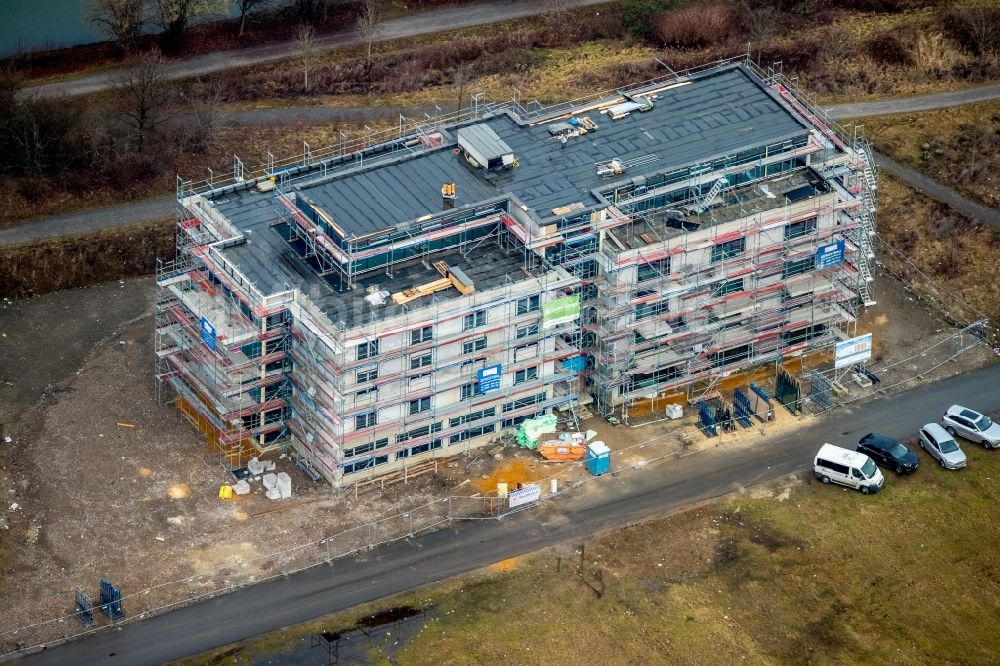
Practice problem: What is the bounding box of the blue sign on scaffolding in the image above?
[816,240,846,269]
[477,364,502,394]
[200,316,217,351]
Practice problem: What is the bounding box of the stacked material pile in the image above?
[516,415,558,449]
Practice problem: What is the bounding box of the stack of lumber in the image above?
[391,278,452,305]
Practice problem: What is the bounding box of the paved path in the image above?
[874,153,1000,230]
[22,0,609,100]
[826,83,1000,119]
[14,363,1000,665]
[4,81,1000,249]
[0,196,174,247]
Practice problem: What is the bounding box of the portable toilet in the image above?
[586,441,611,476]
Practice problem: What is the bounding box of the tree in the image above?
[0,98,82,176]
[233,0,271,38]
[295,24,317,92]
[961,5,1000,57]
[745,5,777,63]
[87,0,147,54]
[112,50,169,152]
[355,0,382,67]
[0,64,23,117]
[452,63,470,112]
[155,0,225,52]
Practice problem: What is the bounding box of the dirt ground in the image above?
[0,265,995,651]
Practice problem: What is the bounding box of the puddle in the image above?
[244,606,430,665]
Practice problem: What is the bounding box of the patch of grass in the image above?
[0,219,173,298]
[181,453,1000,664]
[875,173,1000,326]
[856,99,1000,210]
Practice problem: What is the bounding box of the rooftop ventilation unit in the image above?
[457,124,515,171]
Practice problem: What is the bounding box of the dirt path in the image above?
[4,84,1000,249]
[21,0,610,100]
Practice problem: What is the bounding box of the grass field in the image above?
[859,100,1000,211]
[185,433,1000,665]
[875,173,1000,328]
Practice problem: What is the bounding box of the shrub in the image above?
[942,5,1000,57]
[622,0,681,39]
[912,32,961,76]
[865,32,913,66]
[654,2,735,49]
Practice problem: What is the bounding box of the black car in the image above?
[857,433,919,475]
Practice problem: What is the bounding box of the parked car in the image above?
[918,423,966,470]
[857,433,919,475]
[814,443,885,494]
[941,405,1000,449]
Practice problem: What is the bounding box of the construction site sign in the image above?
[834,333,873,368]
[542,294,581,329]
[816,240,846,269]
[200,316,217,351]
[477,364,502,394]
[508,483,541,508]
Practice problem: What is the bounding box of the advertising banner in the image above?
[542,294,581,329]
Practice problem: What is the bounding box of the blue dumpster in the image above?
[586,441,611,476]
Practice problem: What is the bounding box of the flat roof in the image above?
[209,187,537,328]
[287,65,810,237]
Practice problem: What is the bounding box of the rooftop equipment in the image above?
[457,124,515,171]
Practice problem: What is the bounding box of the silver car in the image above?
[919,423,966,470]
[941,405,1000,449]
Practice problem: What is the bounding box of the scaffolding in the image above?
[157,53,878,484]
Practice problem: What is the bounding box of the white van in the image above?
[814,443,885,494]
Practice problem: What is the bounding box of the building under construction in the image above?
[155,57,878,487]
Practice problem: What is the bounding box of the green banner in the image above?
[542,294,581,328]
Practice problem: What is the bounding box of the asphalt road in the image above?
[14,362,1000,666]
[22,0,610,100]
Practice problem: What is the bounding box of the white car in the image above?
[918,423,966,470]
[941,405,1000,449]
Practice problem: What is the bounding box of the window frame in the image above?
[410,325,433,345]
[410,352,433,370]
[463,309,487,331]
[408,396,431,415]
[710,237,746,263]
[514,366,539,385]
[356,339,379,361]
[516,294,540,316]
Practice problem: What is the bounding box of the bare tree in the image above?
[295,24,317,92]
[233,0,271,38]
[820,25,854,70]
[961,5,1000,57]
[355,0,382,68]
[0,64,23,116]
[452,63,470,113]
[187,80,224,153]
[87,0,147,53]
[746,5,777,63]
[112,50,169,151]
[155,0,226,52]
